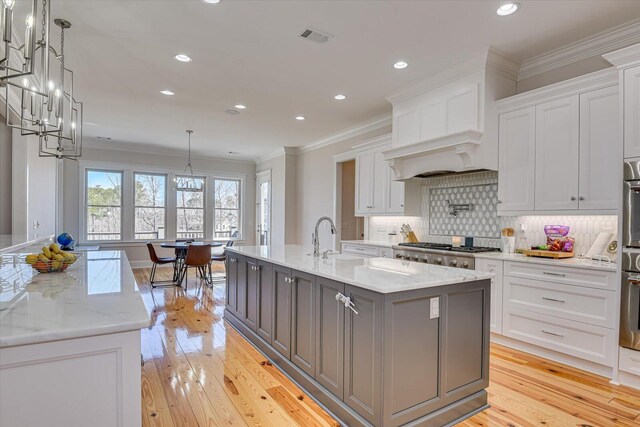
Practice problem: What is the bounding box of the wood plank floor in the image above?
[135,266,640,426]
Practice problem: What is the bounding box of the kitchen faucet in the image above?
[312,216,337,257]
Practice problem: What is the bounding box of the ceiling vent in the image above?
[299,27,333,44]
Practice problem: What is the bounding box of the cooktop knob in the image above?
[462,260,469,268]
[449,259,458,267]
[435,258,442,265]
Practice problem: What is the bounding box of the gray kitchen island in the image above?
[223,245,493,427]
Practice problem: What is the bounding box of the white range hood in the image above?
[383,47,520,180]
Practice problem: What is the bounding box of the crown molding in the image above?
[386,46,520,105]
[497,68,618,113]
[83,139,255,165]
[351,133,392,151]
[518,18,640,81]
[298,112,392,154]
[603,43,640,69]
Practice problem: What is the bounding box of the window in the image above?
[86,170,122,241]
[176,176,205,239]
[213,178,241,239]
[134,173,166,240]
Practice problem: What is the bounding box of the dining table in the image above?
[160,241,223,284]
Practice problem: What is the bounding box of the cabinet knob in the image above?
[570,196,576,201]
[400,204,404,207]
[579,196,585,201]
[497,200,502,204]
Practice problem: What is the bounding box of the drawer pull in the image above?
[541,330,564,338]
[629,275,640,285]
[542,296,566,303]
[543,271,566,277]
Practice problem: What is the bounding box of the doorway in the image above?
[256,170,271,245]
[339,160,364,241]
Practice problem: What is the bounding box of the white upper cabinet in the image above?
[497,68,620,215]
[534,96,580,211]
[386,166,405,213]
[497,107,536,211]
[355,150,374,214]
[624,65,640,159]
[579,86,620,210]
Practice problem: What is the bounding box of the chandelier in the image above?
[1,0,83,160]
[175,130,204,192]
[0,0,41,82]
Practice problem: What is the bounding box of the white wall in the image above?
[63,146,256,265]
[0,116,11,234]
[11,131,58,241]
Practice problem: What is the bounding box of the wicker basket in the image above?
[30,259,75,273]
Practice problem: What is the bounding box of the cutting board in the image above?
[523,249,574,259]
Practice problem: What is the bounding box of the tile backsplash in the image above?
[366,171,618,255]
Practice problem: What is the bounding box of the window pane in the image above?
[87,170,121,206]
[135,207,166,240]
[214,209,239,238]
[214,179,239,209]
[177,208,204,239]
[135,174,165,207]
[87,206,121,240]
[176,189,204,208]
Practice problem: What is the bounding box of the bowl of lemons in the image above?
[25,243,78,273]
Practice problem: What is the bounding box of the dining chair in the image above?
[179,244,212,290]
[146,243,177,288]
[209,240,234,283]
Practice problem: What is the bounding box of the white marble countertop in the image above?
[0,250,151,348]
[474,252,617,272]
[0,234,54,255]
[228,245,493,294]
[341,240,394,248]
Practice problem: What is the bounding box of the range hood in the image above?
[383,47,520,180]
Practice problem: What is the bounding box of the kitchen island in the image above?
[224,245,493,427]
[0,250,150,427]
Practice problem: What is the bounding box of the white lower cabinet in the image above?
[487,259,617,368]
[341,242,393,258]
[475,259,503,334]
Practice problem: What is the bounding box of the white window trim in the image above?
[78,160,248,245]
[84,168,124,242]
[133,172,168,241]
[212,177,242,240]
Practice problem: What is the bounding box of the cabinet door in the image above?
[236,255,248,320]
[225,254,240,315]
[625,65,640,159]
[476,259,503,334]
[355,151,373,215]
[256,260,274,343]
[535,96,580,210]
[291,270,316,376]
[272,265,292,359]
[498,107,536,211]
[579,86,620,210]
[371,148,387,213]
[244,257,259,331]
[344,285,383,426]
[315,278,345,399]
[385,165,405,213]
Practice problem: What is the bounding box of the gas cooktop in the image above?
[397,242,501,254]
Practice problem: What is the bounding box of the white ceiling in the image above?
[42,0,640,161]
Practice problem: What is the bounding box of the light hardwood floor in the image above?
[135,266,640,426]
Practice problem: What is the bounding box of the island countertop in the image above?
[0,250,151,348]
[227,245,493,294]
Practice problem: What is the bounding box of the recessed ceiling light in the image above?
[295,115,306,121]
[393,61,408,70]
[202,0,220,3]
[234,104,246,109]
[334,94,346,100]
[225,109,240,115]
[174,54,192,62]
[160,90,175,96]
[497,2,519,16]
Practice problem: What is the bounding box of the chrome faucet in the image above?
[312,216,337,257]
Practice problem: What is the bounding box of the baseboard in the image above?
[618,372,640,390]
[491,333,614,378]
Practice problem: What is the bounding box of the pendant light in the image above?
[0,0,40,82]
[175,130,203,192]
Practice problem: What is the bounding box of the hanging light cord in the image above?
[185,130,194,176]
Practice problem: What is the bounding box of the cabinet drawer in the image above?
[504,276,616,328]
[504,261,616,291]
[342,244,379,257]
[619,347,640,376]
[503,308,615,366]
